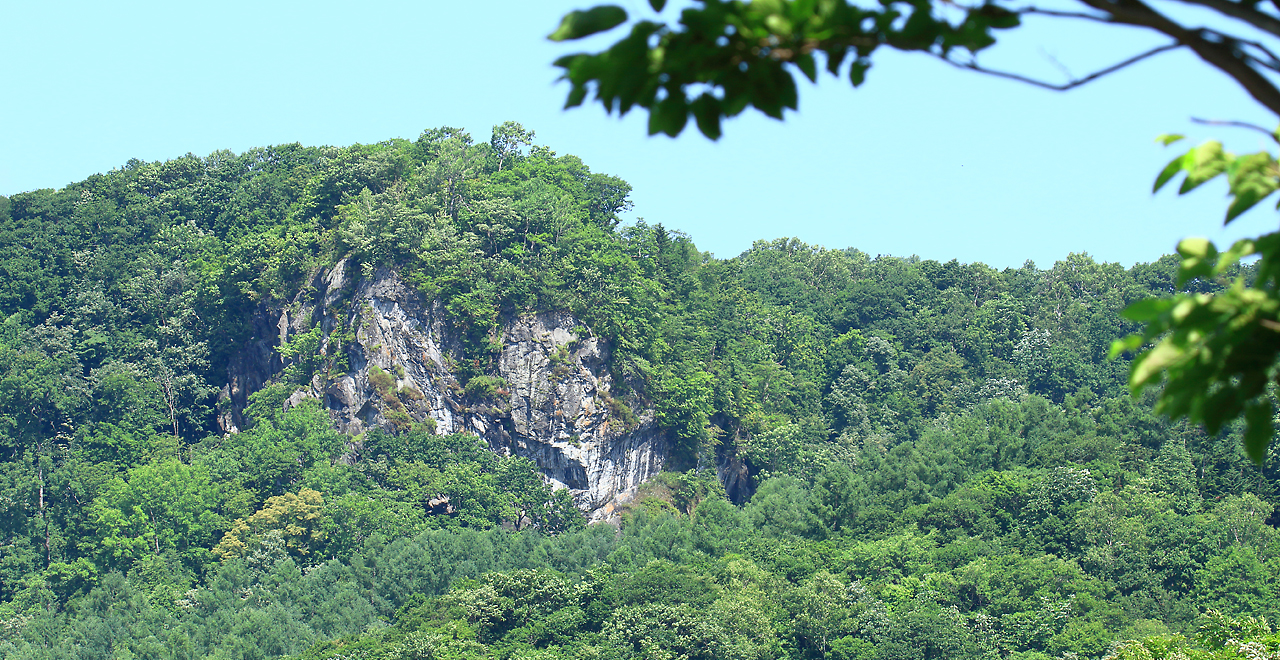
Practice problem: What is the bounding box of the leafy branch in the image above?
[549,0,1280,139]
[1112,135,1280,463]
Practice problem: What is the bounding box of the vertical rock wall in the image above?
[219,260,668,520]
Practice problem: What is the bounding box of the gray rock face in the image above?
[218,260,668,521]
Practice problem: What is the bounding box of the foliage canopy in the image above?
[551,0,1280,464]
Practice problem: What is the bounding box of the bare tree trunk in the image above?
[38,462,49,566]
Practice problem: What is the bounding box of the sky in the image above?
[1,0,1277,269]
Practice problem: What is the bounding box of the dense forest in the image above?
[0,124,1277,659]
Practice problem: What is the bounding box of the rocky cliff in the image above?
[217,260,669,521]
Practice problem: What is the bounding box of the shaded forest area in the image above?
[0,125,1276,659]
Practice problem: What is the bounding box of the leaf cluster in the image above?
[551,0,1019,138]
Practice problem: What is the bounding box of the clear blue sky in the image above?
[1,0,1276,269]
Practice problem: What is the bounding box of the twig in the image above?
[1017,7,1114,23]
[1191,116,1280,143]
[1199,29,1280,71]
[937,42,1181,91]
[1039,47,1075,80]
[1239,39,1280,72]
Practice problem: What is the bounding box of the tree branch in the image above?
[1191,116,1280,142]
[1214,31,1280,72]
[1074,0,1280,116]
[1165,0,1280,39]
[1017,7,1114,23]
[938,42,1182,91]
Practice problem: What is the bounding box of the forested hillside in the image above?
[0,125,1276,660]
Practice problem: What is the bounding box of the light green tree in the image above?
[212,487,326,560]
[89,458,223,569]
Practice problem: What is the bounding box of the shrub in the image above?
[463,375,506,399]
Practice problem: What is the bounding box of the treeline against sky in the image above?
[0,125,1276,659]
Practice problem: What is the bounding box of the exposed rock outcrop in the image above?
[219,260,668,521]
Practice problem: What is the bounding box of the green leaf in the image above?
[1217,237,1259,274]
[896,8,943,49]
[1153,154,1187,193]
[1224,152,1279,224]
[722,89,750,117]
[1225,187,1267,224]
[1244,400,1273,465]
[825,45,848,75]
[649,95,689,137]
[795,53,818,83]
[794,0,819,18]
[564,85,589,109]
[1120,297,1174,322]
[1177,141,1227,194]
[1177,262,1214,288]
[549,6,629,42]
[690,93,723,140]
[1177,237,1215,260]
[1109,335,1145,359]
[752,0,787,15]
[1156,133,1185,146]
[1130,339,1183,388]
[974,4,1019,29]
[1175,238,1218,286]
[849,61,870,87]
[776,63,799,111]
[553,53,589,77]
[648,0,667,10]
[764,15,793,34]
